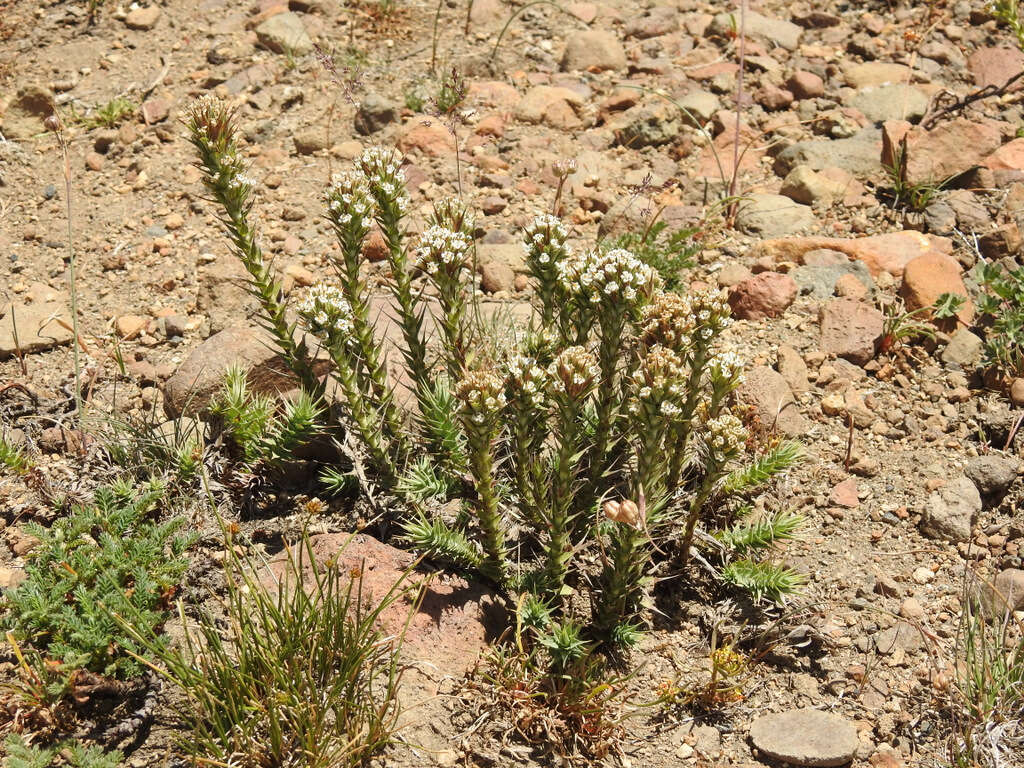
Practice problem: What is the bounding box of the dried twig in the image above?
[921,69,1024,129]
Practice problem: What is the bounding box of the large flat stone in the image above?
[0,283,74,359]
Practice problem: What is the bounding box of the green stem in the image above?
[666,342,710,492]
[546,398,582,597]
[466,430,508,584]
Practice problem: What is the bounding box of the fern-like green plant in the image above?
[720,559,806,604]
[1,480,194,678]
[721,441,802,495]
[717,510,804,554]
[4,735,122,768]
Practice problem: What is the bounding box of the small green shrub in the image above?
[975,261,1024,381]
[4,734,121,768]
[209,363,322,467]
[1,480,194,678]
[609,217,701,291]
[185,96,805,653]
[0,432,32,475]
[115,533,409,768]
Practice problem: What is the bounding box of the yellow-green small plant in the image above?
[0,432,32,475]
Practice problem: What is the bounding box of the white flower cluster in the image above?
[416,225,471,277]
[325,171,375,224]
[227,172,256,192]
[523,213,570,262]
[689,288,732,341]
[708,350,745,387]
[297,284,355,342]
[640,289,732,350]
[549,346,599,399]
[358,146,410,214]
[505,355,549,407]
[456,370,507,425]
[705,412,748,455]
[568,248,656,305]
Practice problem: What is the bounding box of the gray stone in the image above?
[354,93,399,135]
[844,61,912,89]
[561,30,627,72]
[0,283,74,359]
[749,708,859,767]
[792,261,874,299]
[941,328,984,369]
[709,11,803,51]
[920,476,981,543]
[774,132,882,178]
[965,455,1018,502]
[875,621,923,655]
[612,99,681,148]
[819,299,884,366]
[980,569,1024,615]
[846,84,930,124]
[677,90,720,124]
[924,201,958,235]
[255,12,314,56]
[736,194,816,238]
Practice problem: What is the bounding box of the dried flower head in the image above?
[639,291,695,351]
[632,345,687,419]
[456,370,507,425]
[705,412,748,457]
[603,498,641,527]
[549,346,599,400]
[297,284,355,346]
[429,197,475,236]
[415,225,471,278]
[569,248,658,307]
[552,158,578,179]
[187,94,235,149]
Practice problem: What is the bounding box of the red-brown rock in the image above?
[262,532,502,676]
[396,119,453,157]
[728,272,798,320]
[736,365,809,437]
[881,118,1004,186]
[968,46,1024,89]
[984,138,1024,172]
[900,253,974,325]
[819,299,884,365]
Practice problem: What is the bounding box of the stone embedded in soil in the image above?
[940,328,984,370]
[881,118,1005,187]
[735,194,815,238]
[0,283,74,359]
[261,532,502,677]
[162,326,325,418]
[560,30,627,72]
[980,569,1024,615]
[899,253,974,326]
[736,365,808,437]
[830,478,859,508]
[819,299,884,366]
[984,138,1024,172]
[728,272,798,320]
[515,86,584,129]
[676,90,720,123]
[964,454,1018,503]
[708,10,803,51]
[1011,378,1024,407]
[479,261,515,293]
[611,98,681,148]
[847,84,929,125]
[752,231,953,278]
[396,119,452,157]
[777,345,810,393]
[749,708,859,767]
[780,165,851,206]
[124,5,161,30]
[967,46,1024,89]
[1,85,54,140]
[875,621,923,655]
[354,93,399,135]
[788,71,825,100]
[255,11,314,56]
[774,133,882,178]
[920,476,981,543]
[843,61,911,89]
[293,127,330,155]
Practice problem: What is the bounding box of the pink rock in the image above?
[900,253,974,325]
[736,365,809,437]
[750,231,953,278]
[968,47,1024,89]
[787,70,825,100]
[835,272,868,300]
[728,272,798,320]
[819,299,884,366]
[396,119,453,157]
[881,118,1004,186]
[262,533,501,677]
[830,478,859,508]
[140,97,172,124]
[984,138,1024,171]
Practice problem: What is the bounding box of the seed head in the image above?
[187,94,235,148]
[549,346,599,400]
[603,498,641,527]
